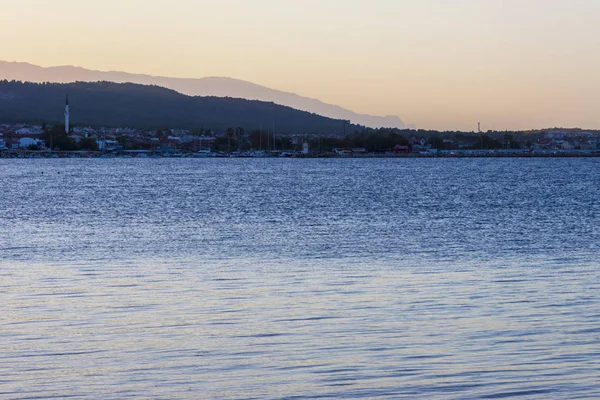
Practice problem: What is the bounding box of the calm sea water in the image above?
[1,158,599,399]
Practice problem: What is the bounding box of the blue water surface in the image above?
[1,158,599,399]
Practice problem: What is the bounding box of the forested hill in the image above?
[0,80,359,134]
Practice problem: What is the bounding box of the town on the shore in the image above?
[1,99,599,158]
[2,122,600,158]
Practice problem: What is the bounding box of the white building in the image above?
[71,134,83,143]
[96,139,120,151]
[19,137,45,149]
[302,142,309,155]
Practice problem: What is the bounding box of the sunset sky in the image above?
[2,0,599,130]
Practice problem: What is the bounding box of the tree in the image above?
[79,137,99,151]
[53,136,78,151]
[428,136,450,150]
[236,127,245,151]
[250,129,269,150]
[504,134,513,149]
[40,124,77,151]
[226,128,234,153]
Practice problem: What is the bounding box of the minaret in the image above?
[65,95,70,134]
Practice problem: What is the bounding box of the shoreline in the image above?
[2,150,600,159]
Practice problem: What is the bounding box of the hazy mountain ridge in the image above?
[0,60,408,129]
[0,80,360,134]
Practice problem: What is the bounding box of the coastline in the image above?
[1,150,600,159]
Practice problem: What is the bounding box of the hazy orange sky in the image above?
[2,0,600,130]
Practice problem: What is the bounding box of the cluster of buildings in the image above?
[0,96,216,153]
[0,124,45,150]
[0,123,218,153]
[2,124,599,156]
[532,131,600,151]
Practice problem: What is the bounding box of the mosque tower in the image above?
[65,95,70,134]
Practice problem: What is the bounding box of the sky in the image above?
[1,0,600,131]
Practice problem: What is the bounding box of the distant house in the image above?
[334,148,352,156]
[561,141,574,150]
[19,137,45,149]
[15,128,34,135]
[71,134,83,143]
[4,138,20,150]
[181,136,216,150]
[536,138,554,149]
[97,139,120,151]
[73,127,97,137]
[15,127,44,136]
[394,145,410,154]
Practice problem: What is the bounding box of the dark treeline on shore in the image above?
[5,122,598,154]
[211,127,597,153]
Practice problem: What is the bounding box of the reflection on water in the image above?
[1,158,599,399]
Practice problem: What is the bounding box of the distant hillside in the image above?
[0,60,409,129]
[0,80,359,134]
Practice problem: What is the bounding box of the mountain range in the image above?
[0,60,409,129]
[0,80,359,134]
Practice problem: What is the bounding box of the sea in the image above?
[1,158,599,399]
